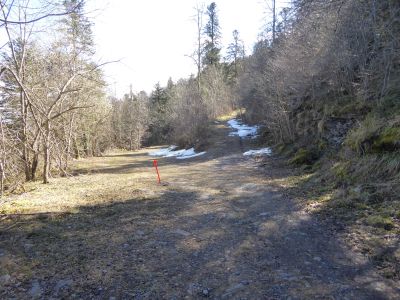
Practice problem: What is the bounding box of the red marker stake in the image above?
[153,159,161,184]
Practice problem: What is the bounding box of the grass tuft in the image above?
[365,215,395,231]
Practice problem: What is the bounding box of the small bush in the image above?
[365,215,395,230]
[332,162,350,183]
[372,127,400,152]
[290,147,319,165]
[377,93,400,118]
[345,115,381,154]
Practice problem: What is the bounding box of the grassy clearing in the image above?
[0,149,161,215]
[0,149,222,215]
[0,145,224,296]
[216,109,243,122]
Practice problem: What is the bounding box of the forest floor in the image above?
[0,120,399,299]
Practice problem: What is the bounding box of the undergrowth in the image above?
[272,90,400,279]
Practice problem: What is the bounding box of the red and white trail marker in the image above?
[153,159,161,184]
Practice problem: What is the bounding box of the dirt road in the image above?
[0,121,399,299]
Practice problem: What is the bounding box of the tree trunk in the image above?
[0,161,4,197]
[43,145,50,184]
[83,132,89,156]
[31,152,39,180]
[43,123,51,184]
[137,127,141,150]
[64,112,75,169]
[20,92,32,181]
[272,0,276,43]
[73,136,80,159]
[0,118,5,196]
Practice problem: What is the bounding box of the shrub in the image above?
[366,215,395,230]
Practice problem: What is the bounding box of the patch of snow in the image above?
[243,148,272,156]
[227,119,259,138]
[148,146,206,159]
[149,145,178,157]
[176,149,206,159]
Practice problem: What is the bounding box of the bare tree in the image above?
[186,4,205,92]
[226,29,245,79]
[0,0,111,185]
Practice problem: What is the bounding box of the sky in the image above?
[85,0,288,97]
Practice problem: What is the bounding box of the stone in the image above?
[187,283,200,295]
[136,230,145,236]
[174,229,190,237]
[24,243,34,249]
[55,278,73,293]
[28,280,42,298]
[0,274,11,285]
[313,256,322,262]
[202,288,209,296]
[223,283,244,297]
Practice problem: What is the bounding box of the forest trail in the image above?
[1,121,399,299]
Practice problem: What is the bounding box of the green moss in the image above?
[276,144,286,154]
[355,202,369,210]
[377,93,400,117]
[277,143,296,156]
[332,162,350,183]
[317,140,327,151]
[334,98,368,117]
[345,115,381,154]
[365,215,394,230]
[332,198,356,209]
[382,270,396,279]
[289,148,315,165]
[311,160,322,172]
[345,111,400,154]
[317,93,373,120]
[372,127,400,152]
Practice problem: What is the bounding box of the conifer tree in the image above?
[203,2,221,67]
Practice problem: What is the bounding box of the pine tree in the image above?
[226,29,245,79]
[203,2,221,67]
[61,0,94,56]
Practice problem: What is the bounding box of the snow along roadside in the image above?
[243,148,272,156]
[148,146,206,159]
[227,119,259,138]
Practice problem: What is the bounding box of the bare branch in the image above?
[0,1,84,26]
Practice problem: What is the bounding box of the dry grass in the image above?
[216,109,243,122]
[0,148,164,214]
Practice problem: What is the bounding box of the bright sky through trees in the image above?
[86,0,287,97]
